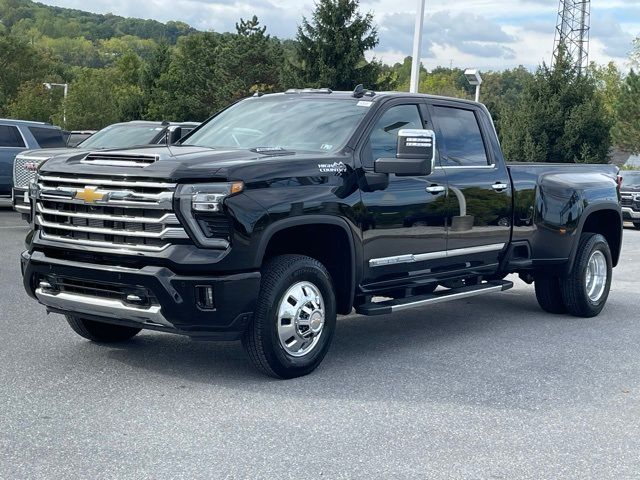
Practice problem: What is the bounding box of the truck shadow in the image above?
[84,287,631,411]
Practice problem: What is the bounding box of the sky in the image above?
[39,0,639,71]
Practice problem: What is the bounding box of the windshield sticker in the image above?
[357,101,373,107]
[254,146,285,153]
[321,144,333,150]
[318,162,347,174]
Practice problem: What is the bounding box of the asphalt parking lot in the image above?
[1,208,639,479]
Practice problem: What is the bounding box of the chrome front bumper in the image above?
[12,187,30,214]
[622,207,640,220]
[35,287,173,328]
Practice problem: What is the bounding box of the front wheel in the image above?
[561,233,612,318]
[242,255,337,379]
[66,315,141,342]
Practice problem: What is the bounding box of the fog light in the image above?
[196,285,215,310]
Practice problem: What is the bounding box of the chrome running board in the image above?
[356,280,514,316]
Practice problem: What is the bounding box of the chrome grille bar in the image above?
[35,216,188,239]
[38,175,175,189]
[36,203,179,224]
[40,232,171,252]
[37,184,174,209]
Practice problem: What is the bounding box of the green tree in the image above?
[612,70,640,154]
[0,34,56,114]
[63,68,120,129]
[218,16,284,96]
[589,62,623,118]
[418,68,470,98]
[481,67,533,134]
[500,47,611,163]
[289,0,380,90]
[5,80,62,122]
[146,32,229,121]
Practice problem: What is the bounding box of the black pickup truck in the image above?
[21,89,623,378]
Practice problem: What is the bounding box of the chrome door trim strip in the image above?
[369,243,505,267]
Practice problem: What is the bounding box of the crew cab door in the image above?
[359,100,449,287]
[427,100,513,271]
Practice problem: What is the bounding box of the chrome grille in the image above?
[13,155,47,189]
[34,174,188,252]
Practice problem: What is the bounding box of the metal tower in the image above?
[552,0,591,74]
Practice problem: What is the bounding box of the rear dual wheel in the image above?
[534,233,612,318]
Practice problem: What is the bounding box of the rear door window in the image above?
[28,127,66,148]
[432,106,489,167]
[0,125,26,148]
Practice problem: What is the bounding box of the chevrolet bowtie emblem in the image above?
[75,186,106,204]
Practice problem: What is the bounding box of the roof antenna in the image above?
[353,84,365,98]
[353,84,375,99]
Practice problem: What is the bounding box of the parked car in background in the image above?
[0,119,66,201]
[64,130,97,147]
[12,121,199,216]
[620,170,640,229]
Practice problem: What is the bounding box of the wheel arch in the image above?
[567,204,622,273]
[256,216,360,315]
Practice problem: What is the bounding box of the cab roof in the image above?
[259,89,480,107]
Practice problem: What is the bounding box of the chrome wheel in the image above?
[585,250,607,302]
[277,281,325,357]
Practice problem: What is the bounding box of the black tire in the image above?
[634,222,640,230]
[560,233,612,318]
[66,315,141,343]
[534,275,567,314]
[241,254,337,379]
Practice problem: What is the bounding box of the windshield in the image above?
[182,96,371,153]
[622,172,640,189]
[78,124,165,149]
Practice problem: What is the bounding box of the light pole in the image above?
[43,82,69,127]
[409,0,426,93]
[464,69,483,102]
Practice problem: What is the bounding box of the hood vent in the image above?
[81,152,159,168]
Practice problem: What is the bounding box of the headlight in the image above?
[175,182,244,249]
[191,182,244,212]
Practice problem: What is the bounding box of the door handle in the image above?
[426,185,446,194]
[492,182,508,192]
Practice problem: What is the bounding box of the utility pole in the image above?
[409,0,426,93]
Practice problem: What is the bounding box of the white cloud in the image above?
[38,0,640,70]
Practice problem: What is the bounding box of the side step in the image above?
[356,280,514,316]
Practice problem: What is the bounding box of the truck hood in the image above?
[17,147,78,160]
[38,145,350,184]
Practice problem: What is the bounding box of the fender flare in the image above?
[566,202,623,274]
[255,215,361,311]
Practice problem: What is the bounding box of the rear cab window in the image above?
[431,105,490,167]
[0,125,26,148]
[28,126,66,148]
